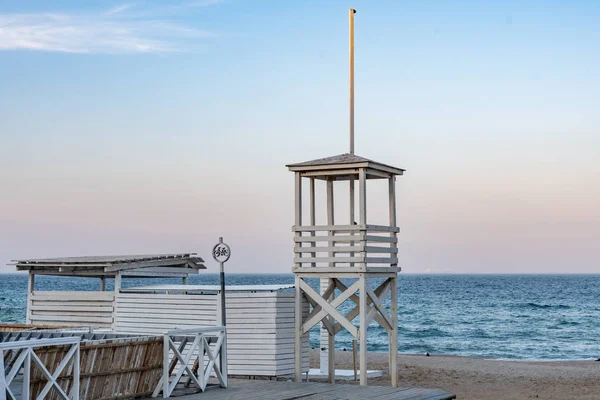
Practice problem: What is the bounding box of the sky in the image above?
[0,0,599,274]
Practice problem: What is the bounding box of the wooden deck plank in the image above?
[164,378,456,400]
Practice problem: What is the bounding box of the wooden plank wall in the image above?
[114,291,310,376]
[114,293,218,334]
[29,291,114,328]
[224,292,310,376]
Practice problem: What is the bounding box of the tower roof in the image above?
[286,153,405,176]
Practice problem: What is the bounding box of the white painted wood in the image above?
[121,284,295,292]
[0,338,80,400]
[359,276,368,386]
[365,224,400,233]
[288,160,405,176]
[358,168,367,226]
[29,291,114,328]
[293,224,364,232]
[114,290,308,377]
[294,256,364,263]
[319,278,329,374]
[30,291,114,300]
[294,246,396,253]
[390,276,398,387]
[294,234,397,243]
[327,281,335,384]
[295,172,303,269]
[26,273,35,324]
[295,275,303,383]
[327,178,335,268]
[299,279,359,338]
[349,178,356,267]
[310,177,316,267]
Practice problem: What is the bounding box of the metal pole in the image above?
[219,237,227,326]
[349,8,356,154]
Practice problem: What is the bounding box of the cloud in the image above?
[0,2,221,54]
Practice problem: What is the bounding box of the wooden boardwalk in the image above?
[167,379,456,400]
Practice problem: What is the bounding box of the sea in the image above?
[1,273,599,361]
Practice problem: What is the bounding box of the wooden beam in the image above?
[327,178,335,268]
[300,280,359,338]
[295,256,364,264]
[390,277,398,387]
[389,176,398,267]
[294,234,397,243]
[365,224,400,233]
[293,224,365,232]
[26,273,35,324]
[310,177,316,267]
[295,275,303,383]
[295,246,395,254]
[349,177,356,268]
[365,168,391,179]
[359,276,368,386]
[295,172,303,269]
[365,284,393,331]
[358,168,367,235]
[104,259,188,272]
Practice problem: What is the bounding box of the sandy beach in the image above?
[310,350,600,399]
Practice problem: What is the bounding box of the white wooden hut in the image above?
[113,284,309,376]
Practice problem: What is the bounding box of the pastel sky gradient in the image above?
[1,0,599,274]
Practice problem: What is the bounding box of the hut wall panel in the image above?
[29,291,114,328]
[114,291,310,376]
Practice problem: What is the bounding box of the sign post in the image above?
[212,237,231,326]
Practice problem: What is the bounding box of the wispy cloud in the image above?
[0,2,222,54]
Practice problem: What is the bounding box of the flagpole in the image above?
[349,8,356,154]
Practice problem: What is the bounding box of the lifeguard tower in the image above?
[287,9,404,387]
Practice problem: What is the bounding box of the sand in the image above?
[310,350,600,399]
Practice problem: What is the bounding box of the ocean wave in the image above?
[402,327,452,338]
[515,302,572,310]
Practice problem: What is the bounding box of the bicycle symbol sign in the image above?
[212,242,231,263]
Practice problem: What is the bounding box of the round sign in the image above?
[212,242,231,263]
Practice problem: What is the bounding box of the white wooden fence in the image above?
[114,293,217,334]
[0,337,81,400]
[153,327,227,398]
[28,292,114,328]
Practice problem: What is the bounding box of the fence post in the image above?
[72,342,80,400]
[0,350,7,400]
[163,334,170,398]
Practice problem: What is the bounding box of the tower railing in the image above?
[292,224,399,270]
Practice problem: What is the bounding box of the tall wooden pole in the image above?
[349,8,356,154]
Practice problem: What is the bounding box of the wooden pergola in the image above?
[288,152,403,386]
[11,253,206,325]
[12,253,205,278]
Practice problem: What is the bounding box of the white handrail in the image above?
[0,337,80,350]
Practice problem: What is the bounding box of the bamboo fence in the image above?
[3,335,163,400]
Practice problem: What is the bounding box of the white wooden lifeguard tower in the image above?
[287,9,404,387]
